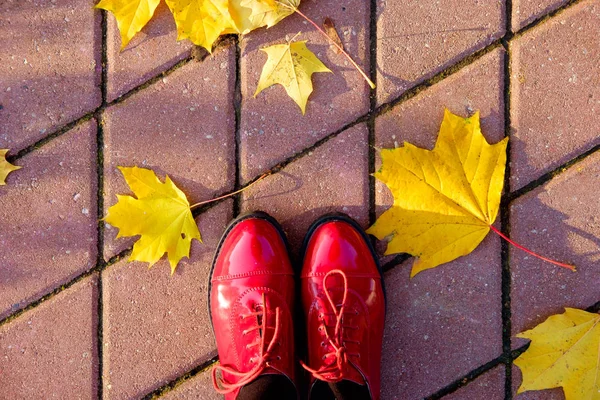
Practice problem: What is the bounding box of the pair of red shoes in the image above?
[209,212,386,400]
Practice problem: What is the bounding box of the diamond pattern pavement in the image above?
[1,0,599,399]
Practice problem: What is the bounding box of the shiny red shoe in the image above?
[209,212,298,399]
[300,214,386,400]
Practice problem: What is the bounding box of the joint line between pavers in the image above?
[367,0,378,229]
[504,143,600,205]
[96,7,109,400]
[233,35,243,217]
[514,0,585,39]
[501,0,514,396]
[425,354,505,399]
[140,354,219,399]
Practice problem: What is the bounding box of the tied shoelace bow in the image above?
[301,269,361,382]
[212,293,283,394]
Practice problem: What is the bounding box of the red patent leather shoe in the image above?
[209,212,298,400]
[300,214,386,400]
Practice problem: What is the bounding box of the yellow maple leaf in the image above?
[367,109,508,277]
[0,149,21,186]
[96,0,161,49]
[105,166,201,273]
[239,0,298,29]
[514,308,600,400]
[165,0,236,51]
[255,40,331,114]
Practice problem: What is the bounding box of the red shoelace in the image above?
[212,293,283,394]
[301,269,360,382]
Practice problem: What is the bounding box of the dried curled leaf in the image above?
[0,149,21,186]
[323,17,343,54]
[96,0,161,49]
[367,109,508,277]
[514,308,600,400]
[255,40,331,114]
[105,166,201,273]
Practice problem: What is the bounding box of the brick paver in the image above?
[510,1,600,190]
[376,0,504,104]
[0,121,97,319]
[1,0,599,399]
[380,234,501,399]
[240,0,370,183]
[103,47,236,259]
[0,275,98,399]
[0,0,101,151]
[510,151,600,337]
[102,202,230,399]
[241,124,369,251]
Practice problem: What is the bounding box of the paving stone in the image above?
[512,0,568,31]
[510,1,600,190]
[510,151,600,339]
[512,365,564,399]
[103,47,236,260]
[241,124,369,253]
[239,0,370,183]
[102,201,231,400]
[376,0,504,105]
[0,121,97,319]
[0,0,101,151]
[0,275,98,399]
[445,366,505,400]
[374,49,506,264]
[106,1,193,102]
[160,368,221,400]
[379,234,502,399]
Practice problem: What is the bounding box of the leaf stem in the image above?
[189,172,271,210]
[277,2,376,89]
[488,224,576,271]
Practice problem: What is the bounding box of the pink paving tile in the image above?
[445,366,505,400]
[0,0,101,151]
[103,47,236,260]
[376,0,504,105]
[102,201,231,400]
[0,275,98,399]
[510,151,600,339]
[512,0,568,31]
[0,120,97,319]
[239,0,370,183]
[379,233,502,399]
[374,49,505,264]
[510,0,600,190]
[106,1,193,102]
[161,368,221,400]
[241,124,369,253]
